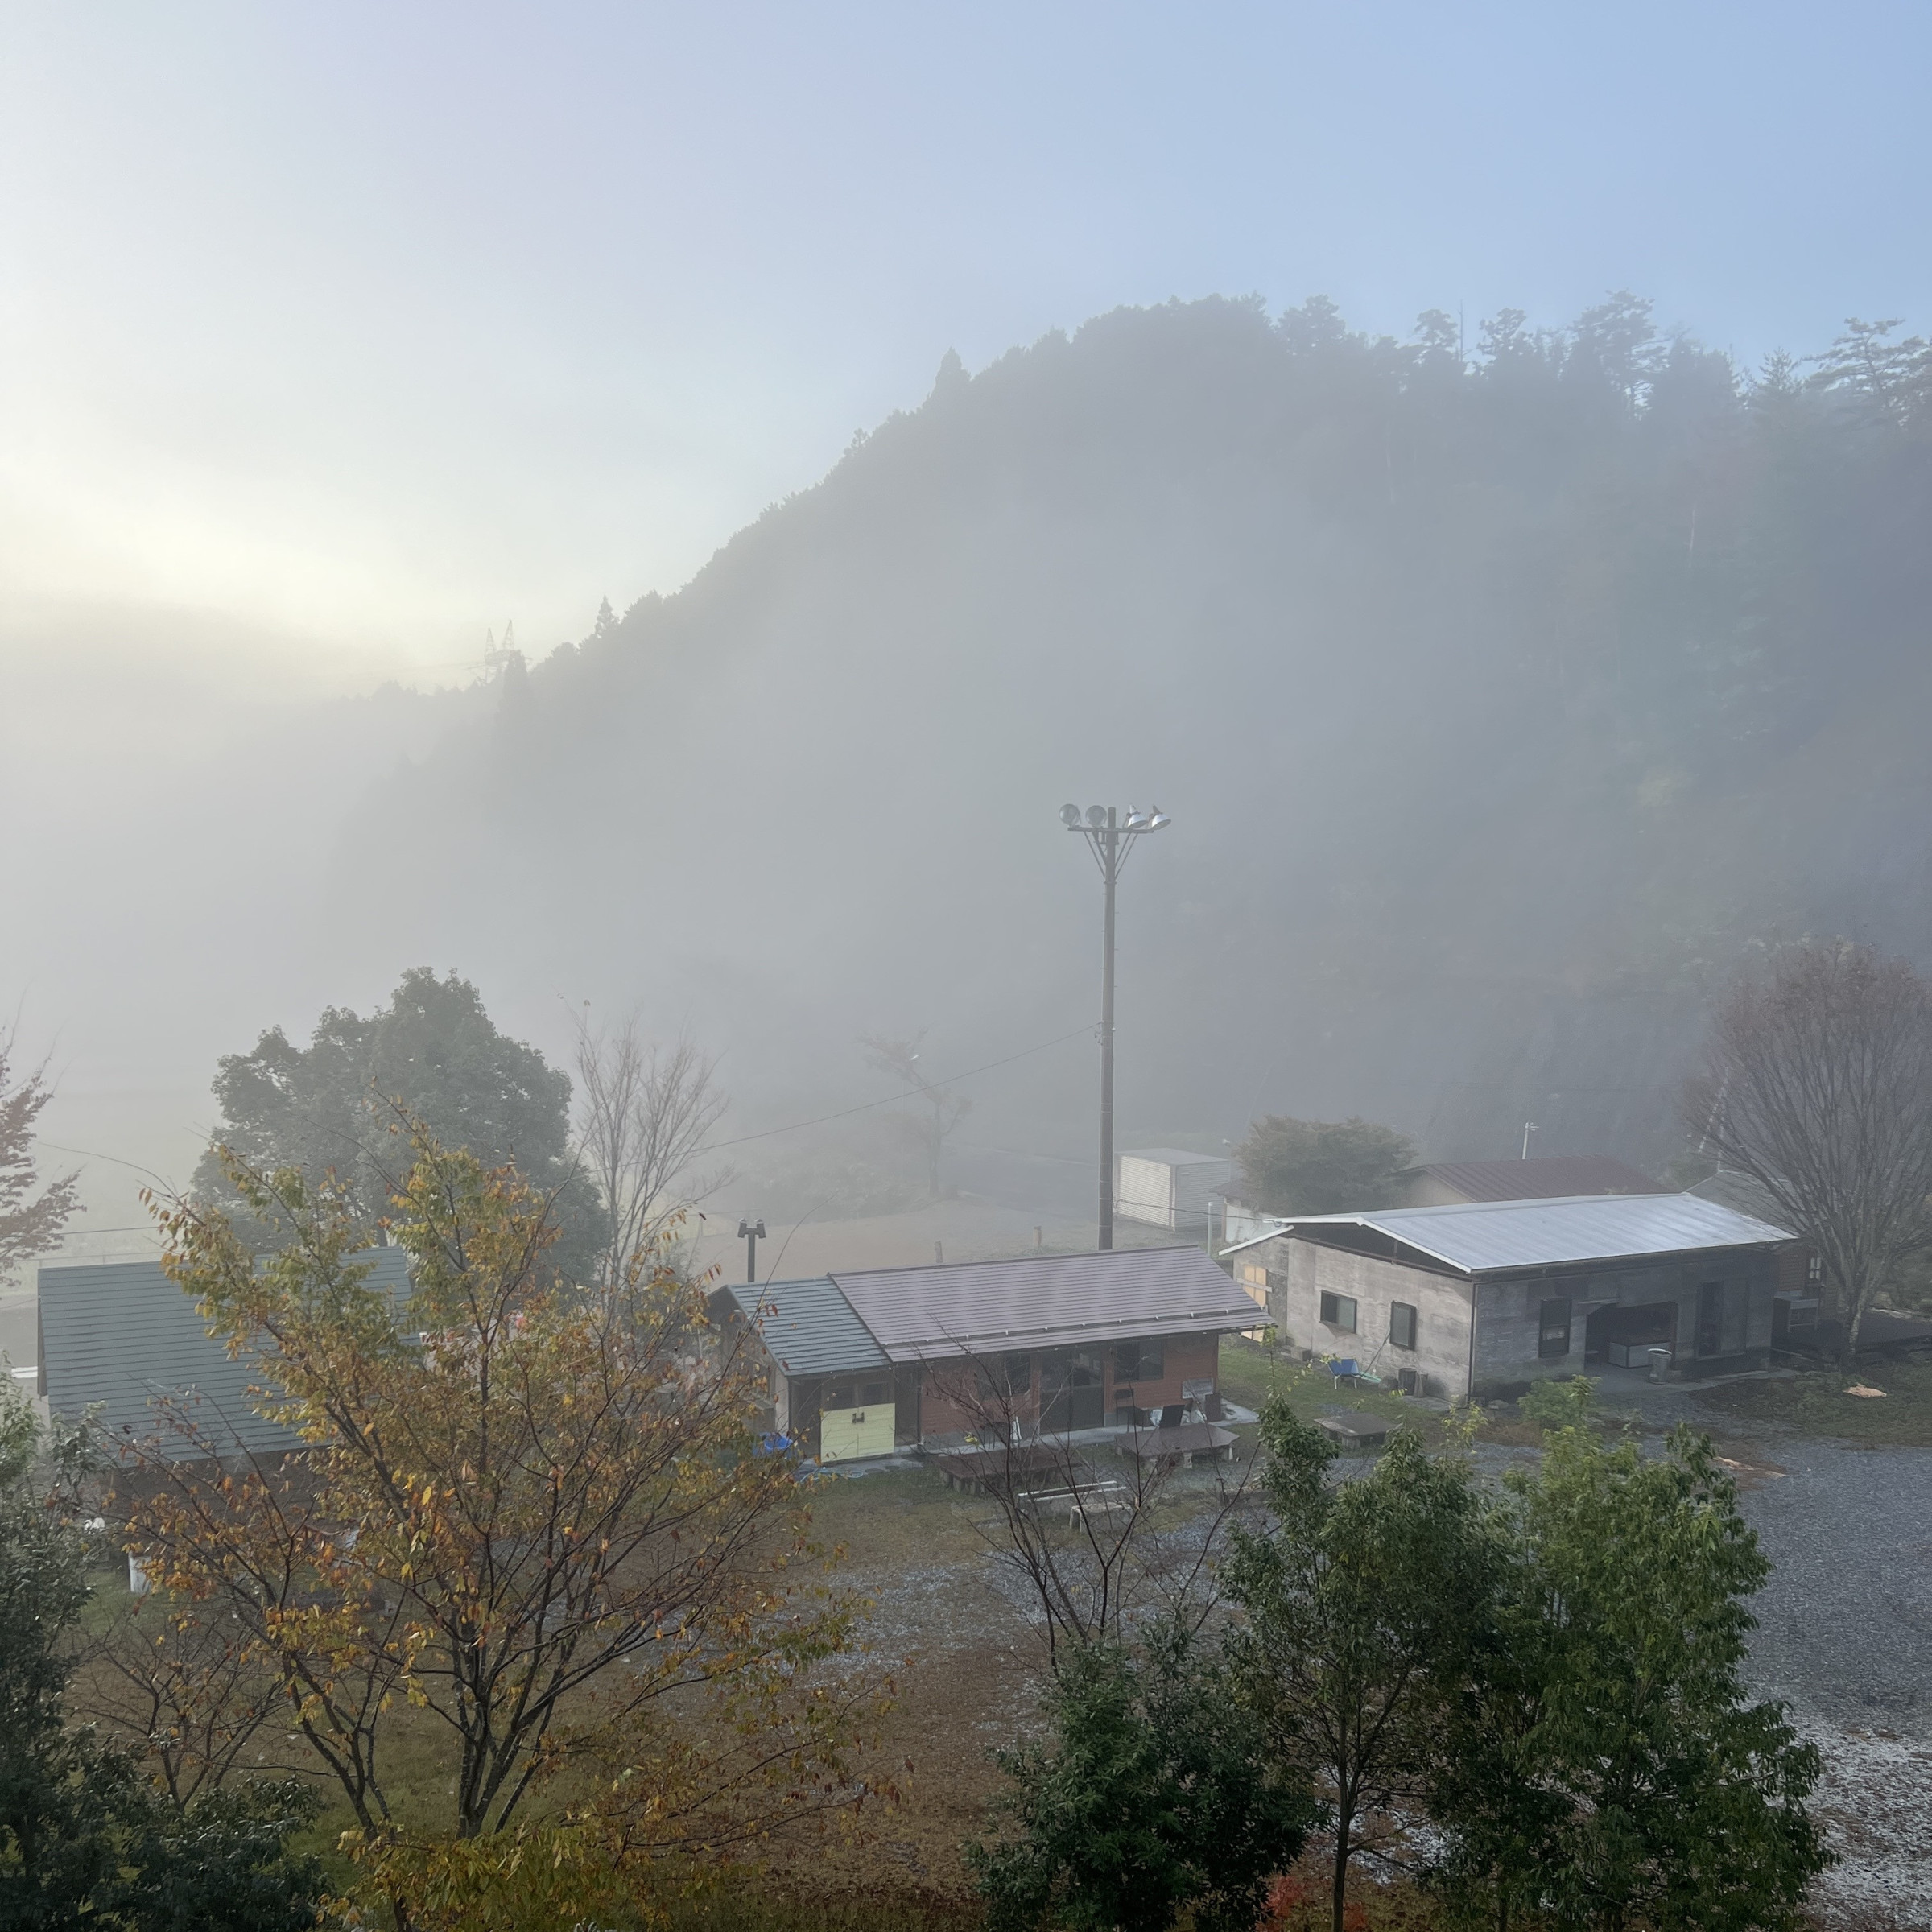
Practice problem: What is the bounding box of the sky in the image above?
[2,0,1927,681]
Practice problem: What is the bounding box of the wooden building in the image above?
[716,1246,1262,1463]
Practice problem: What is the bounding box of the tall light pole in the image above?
[737,1218,766,1285]
[1059,803,1172,1250]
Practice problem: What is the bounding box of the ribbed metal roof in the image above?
[829,1246,1261,1364]
[721,1277,889,1378]
[38,1248,412,1457]
[1263,1193,1794,1275]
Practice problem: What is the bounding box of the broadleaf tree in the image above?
[1223,1402,1494,1932]
[1430,1389,1832,1931]
[1685,939,1932,1363]
[1234,1117,1417,1216]
[0,1377,324,1932]
[118,1128,887,1931]
[193,967,604,1280]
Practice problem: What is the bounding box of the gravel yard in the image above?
[1663,1379,1932,1930]
[805,1373,1932,1926]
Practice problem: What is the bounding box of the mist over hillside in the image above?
[323,294,1932,1194]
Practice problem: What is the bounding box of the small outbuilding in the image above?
[1114,1150,1236,1233]
[1224,1192,1794,1397]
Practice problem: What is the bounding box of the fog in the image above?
[6,6,1930,1250]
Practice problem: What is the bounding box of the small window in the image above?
[1389,1302,1418,1351]
[1538,1298,1571,1360]
[1115,1340,1164,1383]
[1319,1291,1358,1333]
[1806,1253,1825,1289]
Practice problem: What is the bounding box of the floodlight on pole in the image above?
[1057,800,1173,1251]
[736,1218,766,1285]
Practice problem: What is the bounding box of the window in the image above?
[1115,1340,1164,1383]
[1538,1298,1571,1359]
[823,1377,890,1411]
[1389,1302,1418,1351]
[976,1352,1031,1400]
[1806,1253,1826,1289]
[1319,1291,1358,1333]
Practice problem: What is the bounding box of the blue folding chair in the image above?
[1330,1357,1360,1390]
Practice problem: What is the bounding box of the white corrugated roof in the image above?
[829,1246,1261,1364]
[1232,1192,1794,1274]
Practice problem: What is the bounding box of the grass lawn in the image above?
[1695,1354,1932,1446]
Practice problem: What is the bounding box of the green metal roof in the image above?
[38,1247,411,1458]
[720,1276,889,1379]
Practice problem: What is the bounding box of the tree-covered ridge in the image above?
[349,291,1932,1167]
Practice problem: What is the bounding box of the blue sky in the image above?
[2,0,1924,674]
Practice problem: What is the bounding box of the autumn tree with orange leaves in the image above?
[114,1129,887,1930]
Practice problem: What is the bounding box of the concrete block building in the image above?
[1224,1193,1794,1398]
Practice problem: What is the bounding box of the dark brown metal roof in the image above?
[828,1246,1261,1364]
[1407,1156,1662,1202]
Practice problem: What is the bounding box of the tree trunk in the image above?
[1331,1810,1352,1932]
[1842,1291,1867,1371]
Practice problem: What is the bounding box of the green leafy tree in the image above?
[969,1624,1311,1932]
[123,1129,881,1931]
[1223,1404,1493,1932]
[1429,1383,1832,1931]
[0,1379,324,1930]
[194,966,603,1279]
[1234,1116,1417,1216]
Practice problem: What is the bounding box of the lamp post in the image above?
[1059,803,1172,1250]
[737,1218,766,1285]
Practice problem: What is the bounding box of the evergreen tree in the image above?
[1429,1382,1831,1931]
[970,1624,1311,1932]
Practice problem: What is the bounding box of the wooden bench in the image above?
[1017,1480,1133,1527]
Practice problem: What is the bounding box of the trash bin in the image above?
[1645,1346,1672,1382]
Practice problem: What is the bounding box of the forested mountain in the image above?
[337,295,1932,1178]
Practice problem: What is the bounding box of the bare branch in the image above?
[571,1012,731,1290]
[1684,940,1932,1364]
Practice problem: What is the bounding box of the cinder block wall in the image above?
[1266,1238,1475,1397]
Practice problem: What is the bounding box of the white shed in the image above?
[1116,1149,1236,1232]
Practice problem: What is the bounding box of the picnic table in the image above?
[934,1443,1084,1494]
[1113,1423,1237,1472]
[1018,1480,1133,1527]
